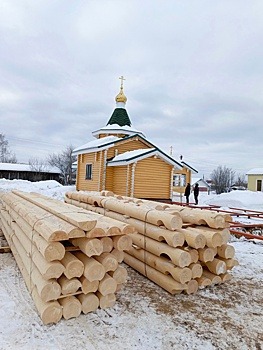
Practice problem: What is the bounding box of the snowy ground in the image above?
[0,180,263,350]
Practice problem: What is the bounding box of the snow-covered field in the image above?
[0,180,263,350]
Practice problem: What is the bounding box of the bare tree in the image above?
[29,157,48,181]
[235,173,247,188]
[47,145,76,185]
[0,133,17,163]
[210,165,235,194]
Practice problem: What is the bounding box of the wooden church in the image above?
[73,78,197,201]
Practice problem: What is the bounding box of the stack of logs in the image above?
[65,191,238,295]
[0,190,134,324]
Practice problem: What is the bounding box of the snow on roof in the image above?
[112,148,155,162]
[72,135,121,155]
[191,177,211,187]
[108,148,183,169]
[246,168,263,175]
[92,123,146,138]
[0,163,60,173]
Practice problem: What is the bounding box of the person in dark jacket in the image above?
[194,183,199,205]
[184,183,191,204]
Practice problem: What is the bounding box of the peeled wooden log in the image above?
[79,276,99,294]
[94,252,118,272]
[198,247,217,263]
[217,257,239,270]
[1,215,61,302]
[189,263,203,279]
[13,190,98,231]
[128,246,192,284]
[125,218,184,248]
[220,272,232,283]
[2,192,85,241]
[183,247,198,263]
[77,293,100,313]
[58,275,82,295]
[10,220,64,280]
[217,244,235,259]
[101,236,113,252]
[96,292,116,309]
[101,198,183,230]
[108,266,128,284]
[98,274,117,296]
[196,229,222,248]
[124,252,186,294]
[100,190,114,197]
[74,252,105,281]
[202,270,221,284]
[8,209,65,261]
[130,233,191,267]
[196,276,212,289]
[85,216,134,238]
[138,199,170,210]
[59,295,82,320]
[0,218,62,324]
[99,209,184,247]
[110,248,124,263]
[71,237,103,257]
[178,228,206,249]
[185,279,198,295]
[61,252,84,279]
[165,206,232,228]
[205,258,227,275]
[191,226,231,245]
[112,235,133,251]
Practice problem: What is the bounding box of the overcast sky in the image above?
[1,0,263,178]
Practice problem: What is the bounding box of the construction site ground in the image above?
[0,239,262,350]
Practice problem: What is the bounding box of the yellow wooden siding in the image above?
[76,152,101,191]
[106,139,149,160]
[133,157,172,199]
[112,166,128,195]
[105,166,114,191]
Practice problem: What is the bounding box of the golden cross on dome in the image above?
[119,75,125,89]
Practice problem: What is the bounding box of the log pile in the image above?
[0,190,134,324]
[65,191,238,295]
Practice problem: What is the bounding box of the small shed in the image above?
[191,177,211,193]
[246,168,263,192]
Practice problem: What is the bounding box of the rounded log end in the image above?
[41,302,63,325]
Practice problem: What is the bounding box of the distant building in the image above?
[191,177,211,194]
[246,168,263,192]
[73,78,198,201]
[0,163,61,182]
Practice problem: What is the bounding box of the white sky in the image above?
[1,1,263,178]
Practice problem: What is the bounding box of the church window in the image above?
[85,164,92,180]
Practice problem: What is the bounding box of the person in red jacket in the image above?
[194,183,199,205]
[184,183,191,204]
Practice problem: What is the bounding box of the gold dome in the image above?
[115,75,127,103]
[115,87,127,103]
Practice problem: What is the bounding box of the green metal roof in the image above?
[106,108,131,127]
